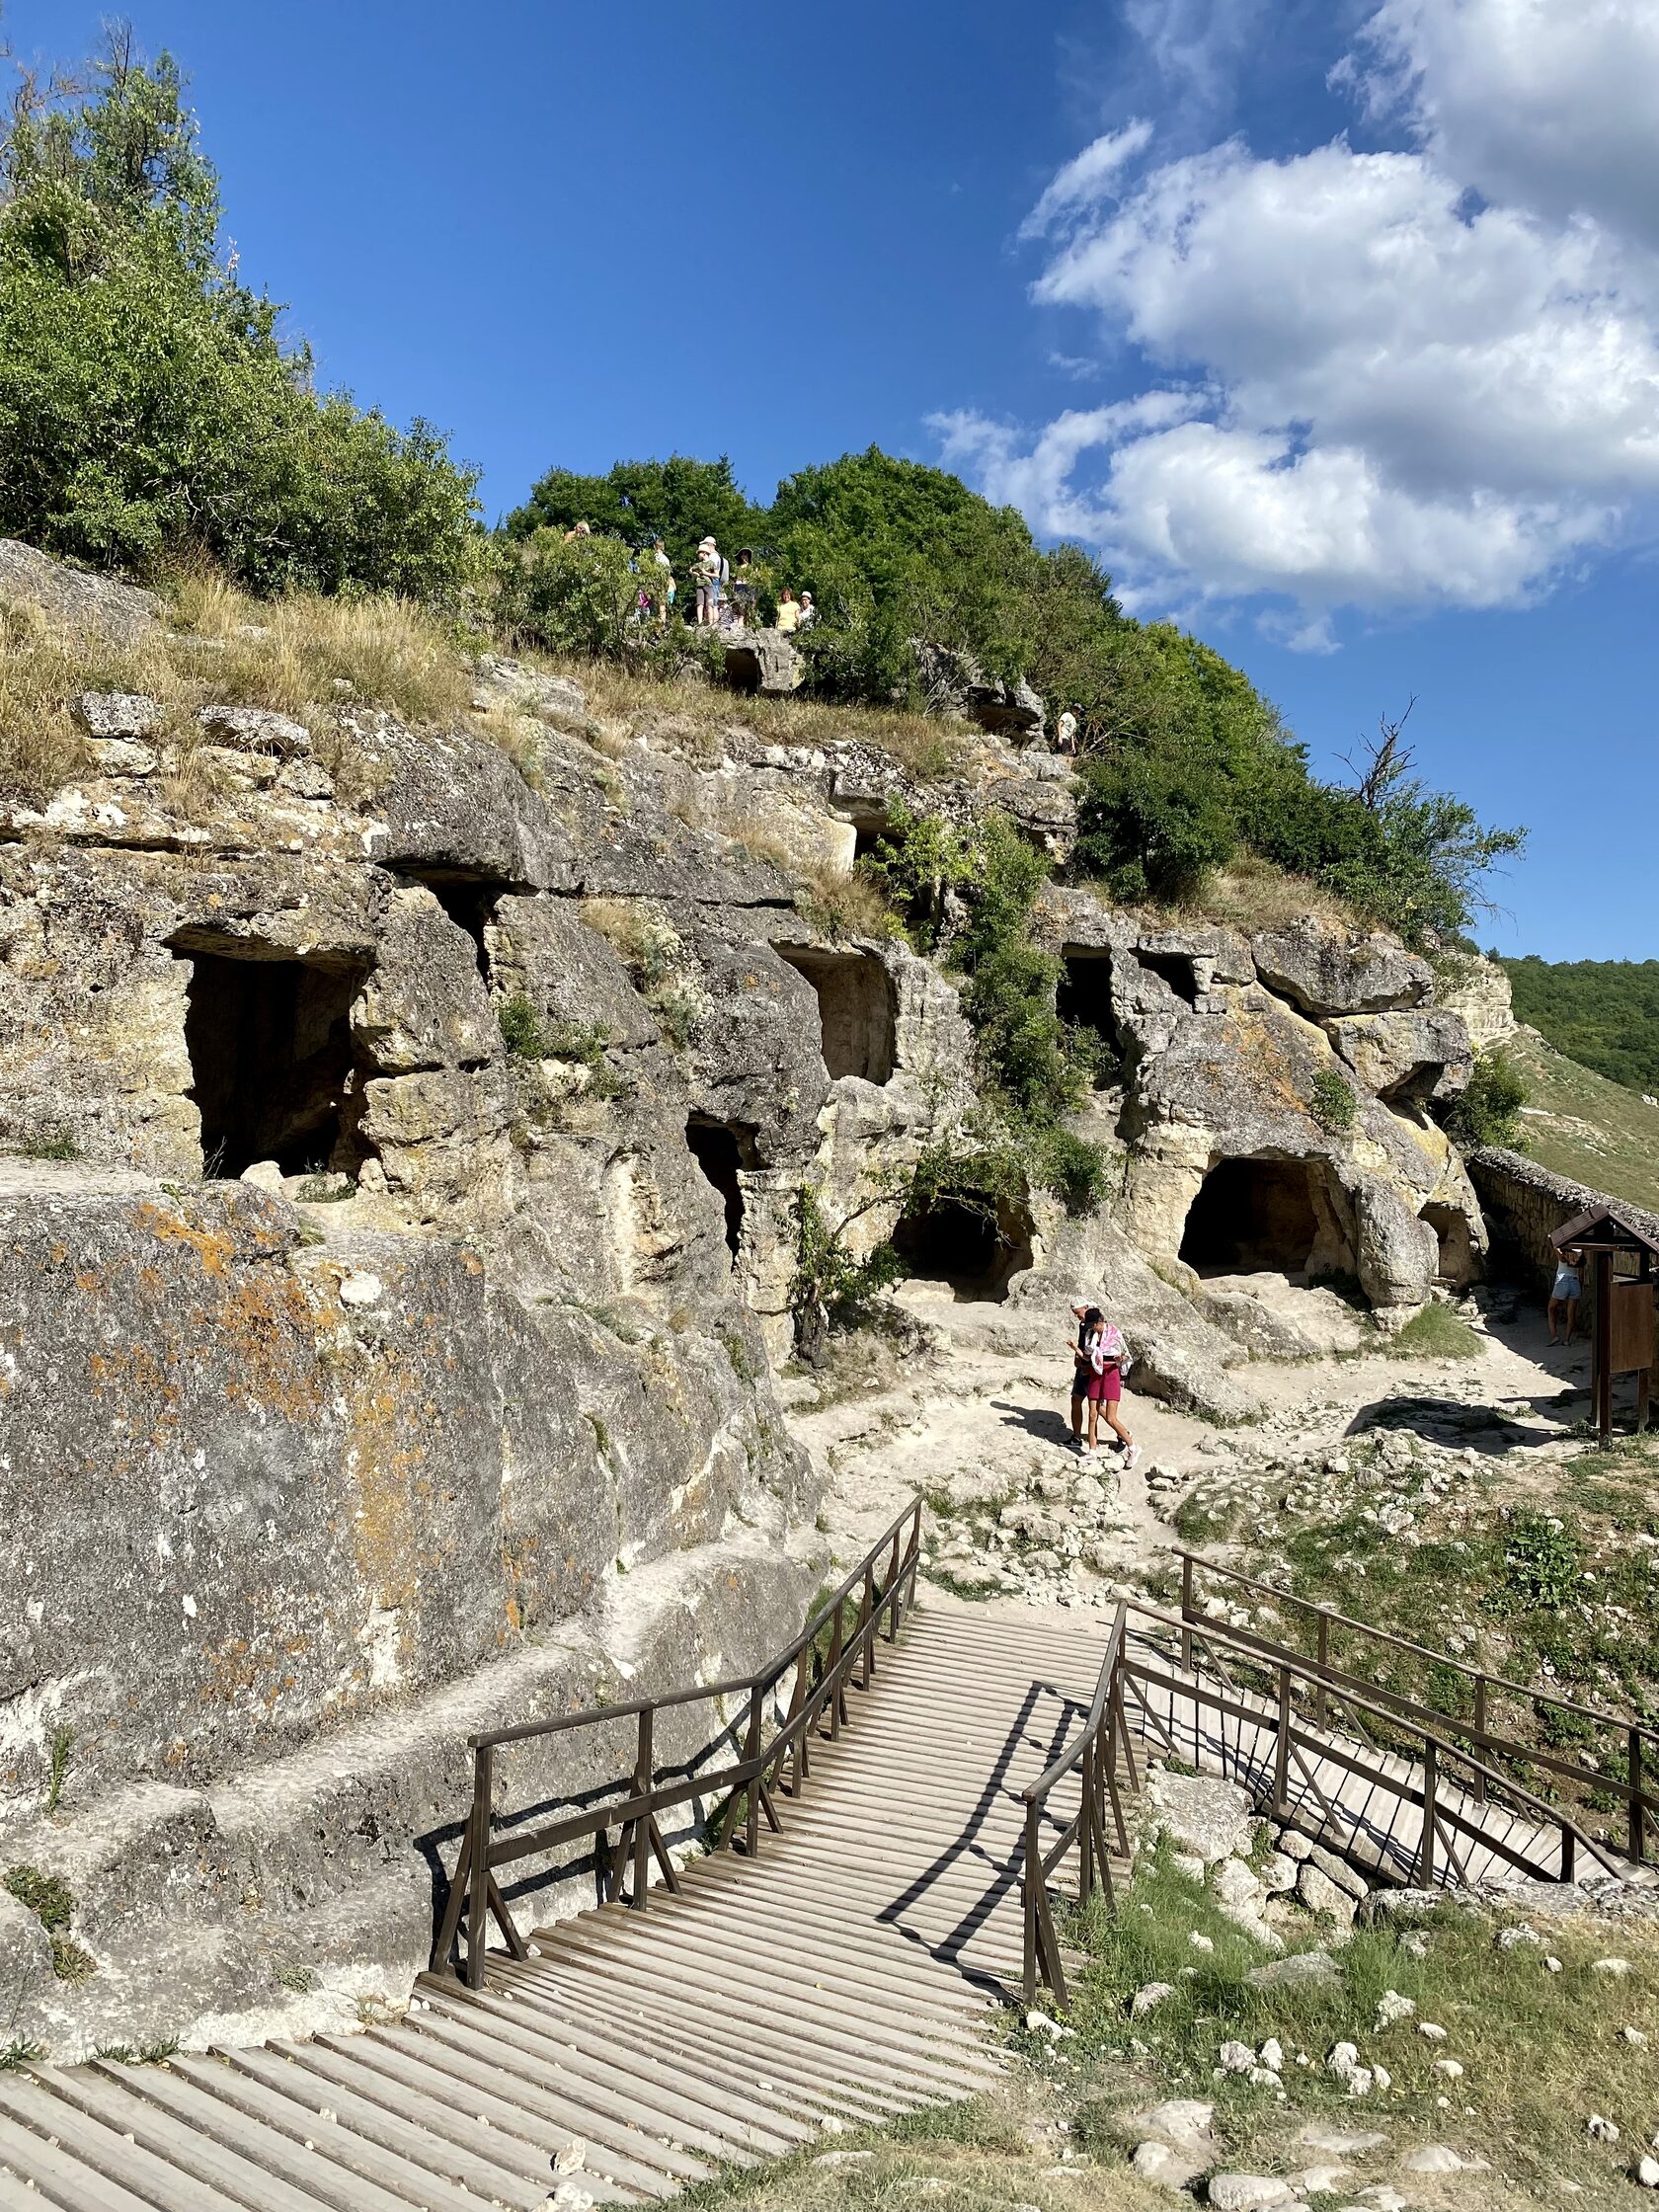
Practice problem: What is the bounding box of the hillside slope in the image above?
[1507,1027,1659,1213]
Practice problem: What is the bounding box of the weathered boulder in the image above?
[0,538,162,646]
[1327,1007,1472,1104]
[356,713,579,891]
[911,639,1045,737]
[73,691,164,741]
[721,628,804,697]
[1146,1770,1253,1862]
[471,653,596,734]
[1252,920,1432,1017]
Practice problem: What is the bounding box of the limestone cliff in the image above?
[0,546,1489,2052]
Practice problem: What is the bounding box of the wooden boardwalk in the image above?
[0,1603,1107,2212]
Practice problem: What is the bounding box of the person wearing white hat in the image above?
[695,536,723,627]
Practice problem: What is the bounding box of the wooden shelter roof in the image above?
[1552,1205,1659,1256]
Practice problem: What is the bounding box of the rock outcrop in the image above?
[0,543,1500,2048]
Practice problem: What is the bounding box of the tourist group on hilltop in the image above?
[562,518,816,639]
[561,516,1086,753]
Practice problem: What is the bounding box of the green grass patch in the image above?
[1061,1845,1659,2192]
[1383,1304,1484,1361]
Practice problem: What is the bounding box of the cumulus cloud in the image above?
[1018,120,1152,239]
[1346,0,1659,249]
[946,0,1659,640]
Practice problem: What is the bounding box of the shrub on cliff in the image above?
[1447,1048,1530,1149]
[0,32,483,600]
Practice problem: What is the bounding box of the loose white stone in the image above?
[1416,2020,1447,2040]
[1206,2174,1292,2212]
[1218,2039,1256,2074]
[1402,2146,1464,2174]
[1588,2115,1621,2143]
[1591,1957,1632,1978]
[1374,1990,1415,2029]
[1189,1931,1216,1952]
[1432,2058,1463,2081]
[1132,1981,1175,2017]
[1636,2155,1659,2188]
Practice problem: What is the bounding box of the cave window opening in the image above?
[403,869,516,983]
[775,946,897,1084]
[1179,1155,1341,1283]
[686,1115,757,1259]
[175,942,368,1179]
[1421,1203,1475,1288]
[1141,950,1198,1004]
[891,1189,1034,1303]
[1057,947,1121,1082]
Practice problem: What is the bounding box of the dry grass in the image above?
[797,859,901,943]
[0,571,472,802]
[1181,855,1367,939]
[533,654,969,783]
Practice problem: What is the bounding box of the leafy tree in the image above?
[1447,1049,1530,1149]
[504,530,646,659]
[1501,958,1659,1097]
[503,455,755,580]
[0,28,483,598]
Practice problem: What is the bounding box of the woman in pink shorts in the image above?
[1066,1304,1139,1465]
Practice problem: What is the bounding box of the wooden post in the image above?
[632,1706,652,1909]
[1314,1613,1329,1732]
[744,1688,762,1858]
[1630,1728,1646,1865]
[1181,1555,1194,1675]
[1022,1802,1040,2006]
[1419,1741,1437,1888]
[859,1564,875,1688]
[1470,1677,1488,1803]
[829,1601,844,1738]
[1079,1741,1096,1903]
[1274,1666,1292,1819]
[465,1743,492,1991]
[1596,1249,1615,1445]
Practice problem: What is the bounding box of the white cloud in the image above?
[1347,0,1659,249]
[945,0,1659,640]
[1018,121,1152,239]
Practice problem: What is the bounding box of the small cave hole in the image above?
[1179,1155,1352,1284]
[686,1115,758,1259]
[775,946,897,1084]
[176,943,368,1178]
[1140,950,1198,1004]
[891,1190,1034,1303]
[1057,946,1122,1083]
[403,868,516,983]
[1421,1203,1476,1288]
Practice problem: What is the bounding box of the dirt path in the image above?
[788,1280,1592,1605]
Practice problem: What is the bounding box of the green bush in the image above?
[1310,1067,1358,1135]
[1073,742,1239,903]
[497,993,545,1059]
[0,34,482,599]
[1448,1049,1530,1149]
[504,530,649,660]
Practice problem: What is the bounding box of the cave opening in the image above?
[892,1189,1034,1303]
[401,867,517,983]
[1141,950,1198,1004]
[776,946,897,1085]
[686,1115,757,1258]
[1421,1203,1476,1288]
[177,943,368,1178]
[1179,1155,1349,1282]
[1057,946,1121,1080]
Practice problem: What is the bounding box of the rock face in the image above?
[0,538,163,645]
[912,639,1045,738]
[0,543,1501,2047]
[1043,900,1484,1329]
[721,628,804,696]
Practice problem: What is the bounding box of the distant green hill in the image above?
[1501,956,1659,1095]
[1503,1029,1659,1214]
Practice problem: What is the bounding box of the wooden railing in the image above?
[1019,1600,1134,2007]
[1022,1590,1635,2005]
[1176,1551,1658,1867]
[433,1498,924,1989]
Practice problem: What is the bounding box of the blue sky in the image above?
[12,0,1659,961]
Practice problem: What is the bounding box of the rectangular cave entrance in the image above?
[1141,949,1198,1004]
[686,1115,759,1258]
[1057,946,1121,1082]
[177,941,367,1178]
[775,946,897,1085]
[401,866,518,984]
[1421,1203,1476,1288]
[1179,1155,1353,1285]
[892,1190,1034,1303]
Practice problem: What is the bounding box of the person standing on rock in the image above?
[775,587,801,634]
[1056,706,1079,755]
[1066,1303,1138,1465]
[695,537,723,626]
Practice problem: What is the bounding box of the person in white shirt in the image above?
[1056,707,1078,754]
